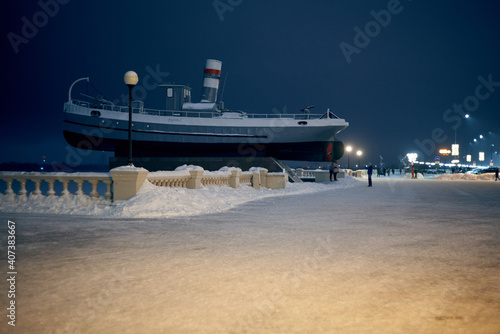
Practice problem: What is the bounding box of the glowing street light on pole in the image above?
[356,150,362,168]
[124,71,139,166]
[346,146,352,169]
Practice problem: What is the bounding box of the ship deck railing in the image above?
[69,99,336,120]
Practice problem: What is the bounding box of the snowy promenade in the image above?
[1,178,499,333]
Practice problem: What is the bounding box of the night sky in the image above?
[2,0,500,168]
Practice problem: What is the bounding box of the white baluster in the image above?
[75,179,84,196]
[18,179,27,196]
[32,179,42,195]
[103,180,112,200]
[5,178,13,195]
[46,179,56,196]
[60,179,70,196]
[90,180,99,198]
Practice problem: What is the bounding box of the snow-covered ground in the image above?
[1,177,499,333]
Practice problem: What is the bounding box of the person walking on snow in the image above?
[366,163,373,187]
[333,160,339,181]
[330,160,339,181]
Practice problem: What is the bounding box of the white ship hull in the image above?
[63,102,348,161]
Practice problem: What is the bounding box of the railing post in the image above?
[266,173,287,189]
[252,171,260,190]
[110,167,149,201]
[229,169,241,188]
[259,168,268,188]
[187,169,204,189]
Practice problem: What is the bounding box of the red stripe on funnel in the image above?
[204,68,221,75]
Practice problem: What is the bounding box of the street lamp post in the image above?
[356,150,362,168]
[491,144,495,166]
[346,146,352,169]
[124,71,139,166]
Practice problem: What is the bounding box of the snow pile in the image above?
[174,164,204,171]
[435,173,497,181]
[110,165,147,172]
[0,177,363,218]
[147,165,201,177]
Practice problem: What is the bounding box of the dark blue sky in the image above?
[2,0,500,167]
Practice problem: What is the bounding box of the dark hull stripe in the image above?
[63,130,344,161]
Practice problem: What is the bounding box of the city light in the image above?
[451,144,459,156]
[479,152,485,161]
[466,155,472,162]
[407,153,418,163]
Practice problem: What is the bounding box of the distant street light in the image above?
[124,71,139,166]
[346,146,352,169]
[356,150,362,168]
[439,148,451,164]
[491,144,495,166]
[454,113,470,162]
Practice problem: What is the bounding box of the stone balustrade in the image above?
[148,174,190,188]
[201,174,230,187]
[146,168,286,192]
[294,168,315,178]
[0,167,288,203]
[239,172,253,186]
[294,168,352,182]
[0,172,112,200]
[351,170,368,177]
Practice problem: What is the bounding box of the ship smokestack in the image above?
[200,59,222,103]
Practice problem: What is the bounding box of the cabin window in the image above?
[167,88,173,98]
